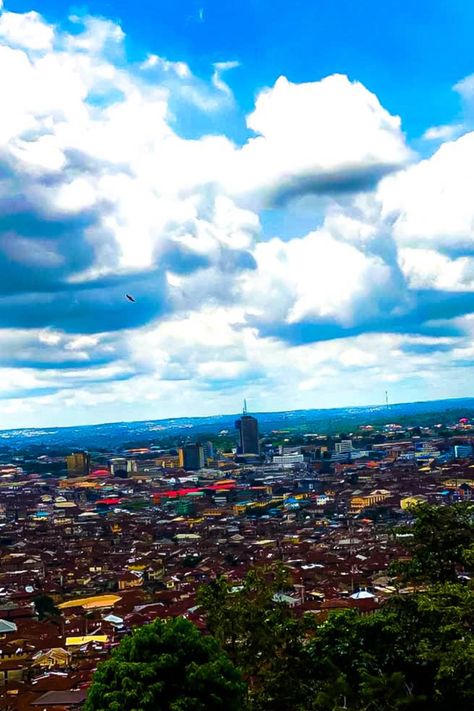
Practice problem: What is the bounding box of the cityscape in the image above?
[0,402,472,707]
[0,0,474,708]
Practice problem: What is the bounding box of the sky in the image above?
[0,0,473,429]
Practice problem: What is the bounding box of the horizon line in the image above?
[1,394,473,434]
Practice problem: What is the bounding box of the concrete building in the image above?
[66,451,90,477]
[335,440,353,454]
[178,444,205,471]
[454,444,473,459]
[235,412,259,455]
[203,441,214,462]
[109,458,136,477]
[273,453,305,469]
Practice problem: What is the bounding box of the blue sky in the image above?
[9,0,474,139]
[0,0,473,427]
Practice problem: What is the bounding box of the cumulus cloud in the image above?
[226,74,412,205]
[240,228,399,326]
[399,248,474,292]
[0,7,54,50]
[0,2,472,427]
[379,132,474,252]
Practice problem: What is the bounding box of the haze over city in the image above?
[0,0,473,430]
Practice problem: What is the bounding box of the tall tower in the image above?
[235,402,259,455]
[178,443,205,471]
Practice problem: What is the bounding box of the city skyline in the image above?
[0,0,474,428]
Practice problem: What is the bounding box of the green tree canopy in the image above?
[391,502,474,584]
[33,593,59,621]
[305,583,474,710]
[84,616,246,711]
[198,564,310,710]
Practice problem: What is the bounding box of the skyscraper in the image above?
[235,402,260,455]
[178,443,205,471]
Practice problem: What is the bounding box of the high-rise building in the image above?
[335,440,353,454]
[235,402,259,455]
[127,459,138,475]
[110,457,128,478]
[66,451,90,477]
[178,444,205,471]
[203,441,214,462]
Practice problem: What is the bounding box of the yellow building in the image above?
[66,635,108,647]
[66,451,90,477]
[118,572,143,591]
[442,478,474,488]
[32,648,71,670]
[59,594,121,611]
[400,495,427,510]
[350,489,391,513]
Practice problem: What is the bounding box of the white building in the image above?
[335,439,353,454]
[454,444,473,458]
[272,453,305,469]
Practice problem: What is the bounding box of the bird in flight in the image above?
[126,294,136,302]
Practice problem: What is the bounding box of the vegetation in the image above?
[84,617,246,711]
[303,585,474,710]
[197,503,474,710]
[86,504,474,710]
[33,593,59,620]
[390,501,474,583]
[197,564,311,710]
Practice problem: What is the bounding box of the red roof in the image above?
[96,497,121,505]
[152,482,236,500]
[91,469,110,477]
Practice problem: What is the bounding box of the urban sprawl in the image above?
[0,411,473,709]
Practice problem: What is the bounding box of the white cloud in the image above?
[379,131,474,251]
[0,4,472,427]
[212,60,240,95]
[399,248,474,291]
[0,8,54,50]
[422,123,465,141]
[454,73,474,100]
[225,74,412,204]
[240,228,395,326]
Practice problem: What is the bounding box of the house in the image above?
[0,620,17,635]
[31,689,87,707]
[118,571,143,591]
[32,648,71,670]
[0,659,29,686]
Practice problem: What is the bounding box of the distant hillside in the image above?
[0,397,473,451]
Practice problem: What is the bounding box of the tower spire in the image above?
[243,399,247,414]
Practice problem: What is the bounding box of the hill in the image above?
[0,397,473,450]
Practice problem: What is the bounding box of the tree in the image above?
[33,594,59,621]
[198,565,310,710]
[84,617,246,711]
[305,583,474,710]
[359,671,426,710]
[391,502,474,584]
